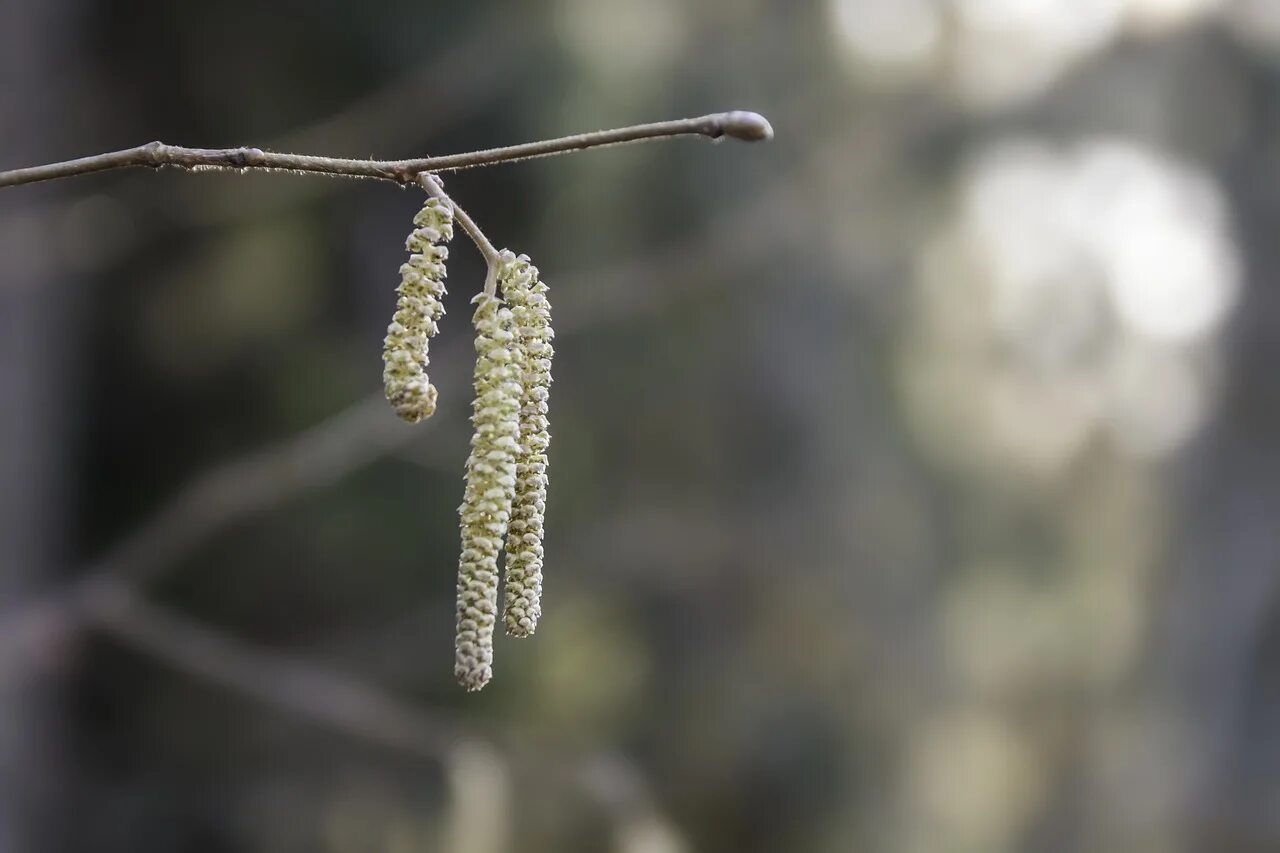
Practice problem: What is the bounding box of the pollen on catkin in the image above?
[455,293,523,691]
[382,197,454,422]
[497,251,554,637]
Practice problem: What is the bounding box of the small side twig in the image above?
[419,173,499,274]
[0,111,773,189]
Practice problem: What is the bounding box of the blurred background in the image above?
[2,0,1279,850]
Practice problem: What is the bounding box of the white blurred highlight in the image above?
[1126,0,1225,33]
[953,0,1122,106]
[555,0,686,74]
[830,0,943,77]
[976,141,1241,345]
[1227,0,1280,54]
[830,0,1235,106]
[905,137,1239,469]
[905,710,1046,850]
[444,743,512,853]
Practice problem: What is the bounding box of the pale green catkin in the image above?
[455,293,522,691]
[382,198,454,422]
[497,251,553,637]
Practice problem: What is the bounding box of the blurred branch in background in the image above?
[84,579,460,758]
[176,16,528,229]
[79,579,688,852]
[0,388,436,669]
[270,20,524,158]
[87,392,420,588]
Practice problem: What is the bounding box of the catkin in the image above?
[455,293,523,691]
[382,198,454,422]
[497,251,554,637]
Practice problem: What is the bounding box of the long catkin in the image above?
[497,251,553,637]
[454,293,522,691]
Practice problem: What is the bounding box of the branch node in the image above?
[142,140,166,167]
[237,147,266,167]
[392,164,422,185]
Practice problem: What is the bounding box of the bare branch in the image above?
[0,111,773,189]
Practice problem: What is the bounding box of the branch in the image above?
[0,111,773,189]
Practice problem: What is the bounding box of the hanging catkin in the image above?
[497,251,553,637]
[454,293,522,691]
[382,198,453,422]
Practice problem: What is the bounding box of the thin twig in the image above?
[419,173,499,269]
[408,110,773,172]
[0,111,773,189]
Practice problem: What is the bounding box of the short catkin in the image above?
[455,293,523,691]
[497,251,554,637]
[382,198,454,422]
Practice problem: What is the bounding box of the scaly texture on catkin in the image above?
[497,251,553,637]
[454,293,522,691]
[382,198,453,422]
